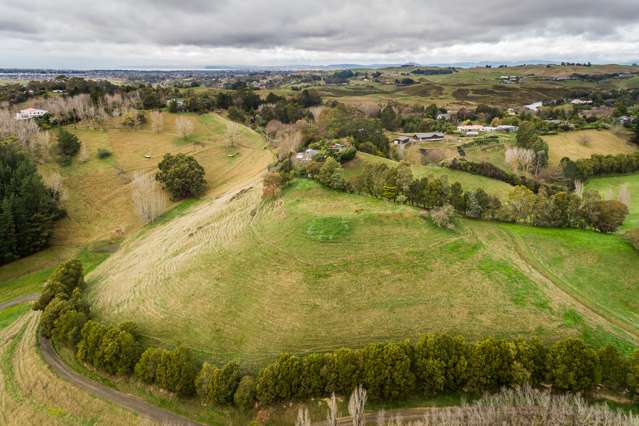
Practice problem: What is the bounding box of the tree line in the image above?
[561,152,639,181]
[34,259,639,412]
[301,158,628,233]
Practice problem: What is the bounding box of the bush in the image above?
[430,204,455,229]
[156,153,206,200]
[586,200,629,233]
[196,361,242,405]
[97,148,112,159]
[57,128,81,165]
[546,339,599,391]
[234,376,256,410]
[34,259,85,310]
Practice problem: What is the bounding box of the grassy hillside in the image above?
[586,173,639,231]
[0,112,272,303]
[88,179,639,369]
[542,129,637,166]
[344,152,514,198]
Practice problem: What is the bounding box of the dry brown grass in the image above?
[543,129,637,165]
[0,312,154,425]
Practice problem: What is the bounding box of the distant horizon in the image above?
[1,60,638,73]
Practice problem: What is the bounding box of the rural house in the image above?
[15,108,48,120]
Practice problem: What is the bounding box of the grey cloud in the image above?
[0,0,638,66]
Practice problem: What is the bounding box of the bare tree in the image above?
[327,393,338,426]
[277,130,303,159]
[577,134,591,147]
[175,117,195,139]
[574,180,584,197]
[618,183,631,208]
[357,102,380,118]
[309,105,326,121]
[505,146,535,175]
[151,111,164,133]
[376,409,386,426]
[348,385,367,426]
[295,407,311,426]
[226,121,242,148]
[131,172,169,224]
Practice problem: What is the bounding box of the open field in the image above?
[344,152,515,198]
[88,178,639,370]
[586,173,639,231]
[0,310,154,425]
[542,129,637,166]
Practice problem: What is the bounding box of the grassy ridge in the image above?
[89,179,639,368]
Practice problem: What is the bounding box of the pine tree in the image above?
[0,197,17,262]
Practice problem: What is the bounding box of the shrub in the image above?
[154,346,198,397]
[586,200,629,233]
[40,297,74,338]
[234,376,256,410]
[56,128,81,165]
[546,339,599,391]
[34,259,85,310]
[196,361,242,405]
[156,153,206,200]
[430,204,455,229]
[97,148,112,159]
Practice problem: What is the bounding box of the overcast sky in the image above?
[1,0,639,68]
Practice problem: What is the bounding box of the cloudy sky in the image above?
[1,0,639,68]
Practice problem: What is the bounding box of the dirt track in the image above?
[1,295,202,425]
[38,336,202,425]
[0,293,39,310]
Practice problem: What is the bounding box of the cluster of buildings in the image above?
[15,107,48,120]
[498,75,522,84]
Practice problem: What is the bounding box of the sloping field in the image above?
[88,179,639,369]
[44,112,271,246]
[0,112,271,302]
[344,152,514,198]
[586,173,639,231]
[542,129,637,166]
[0,310,153,425]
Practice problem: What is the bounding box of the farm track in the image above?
[472,225,639,346]
[0,296,202,425]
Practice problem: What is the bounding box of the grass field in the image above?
[344,152,514,198]
[586,173,639,231]
[542,129,637,166]
[0,310,153,425]
[0,111,272,302]
[88,178,639,370]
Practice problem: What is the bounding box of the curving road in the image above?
[1,294,202,425]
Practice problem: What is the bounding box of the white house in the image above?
[524,101,543,112]
[15,108,48,120]
[457,125,484,134]
[570,99,593,105]
[295,148,321,162]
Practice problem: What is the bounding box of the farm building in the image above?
[524,101,543,112]
[15,108,48,120]
[570,99,593,105]
[413,132,445,141]
[393,136,411,145]
[457,125,485,134]
[496,125,519,132]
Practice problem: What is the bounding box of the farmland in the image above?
[586,173,639,231]
[542,129,637,166]
[88,178,639,370]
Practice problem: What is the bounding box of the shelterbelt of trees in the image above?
[270,154,629,234]
[34,259,639,411]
